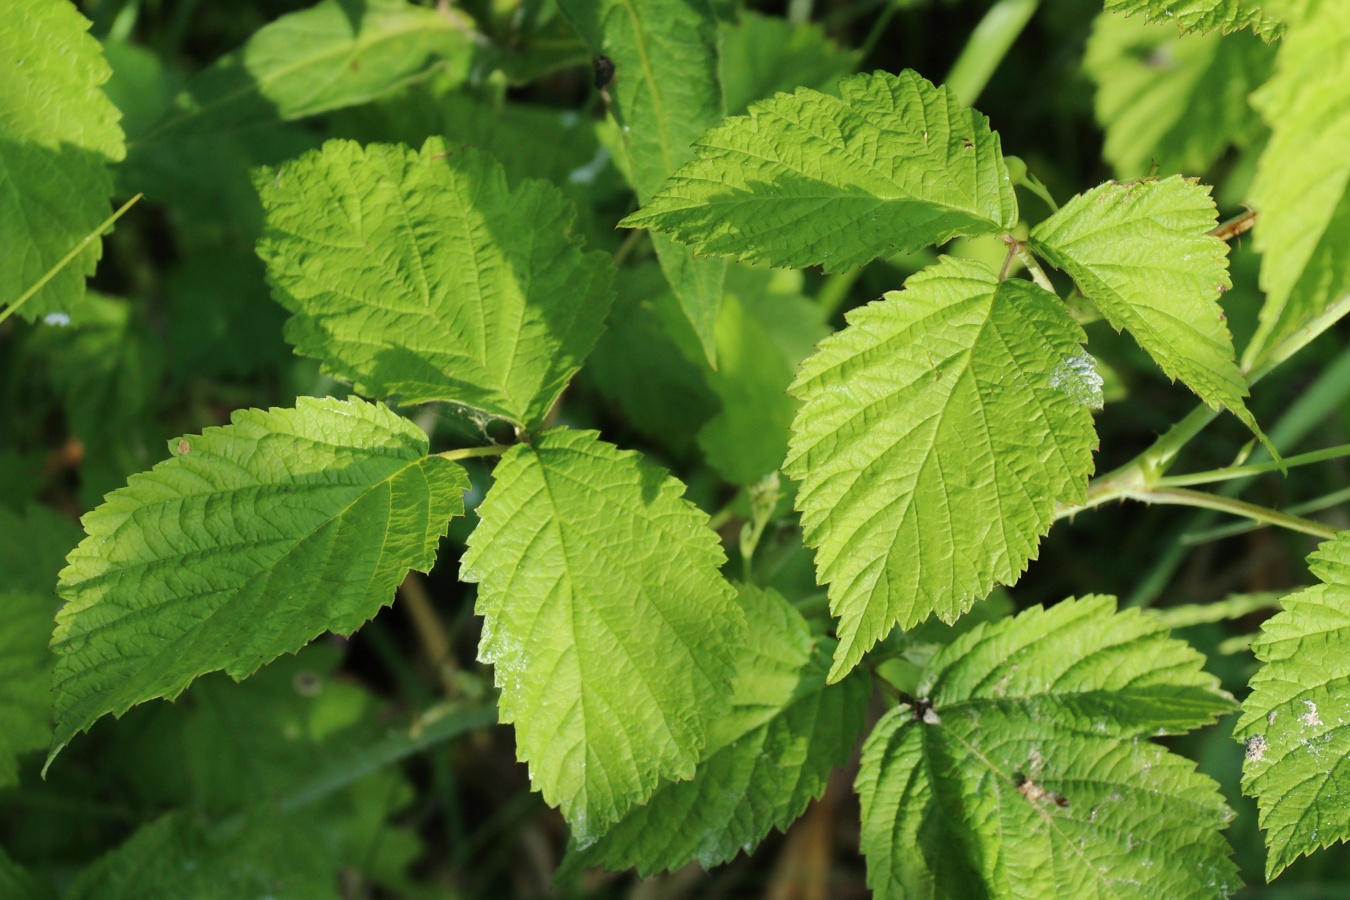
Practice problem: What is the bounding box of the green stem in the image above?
[0,193,143,327]
[857,4,900,63]
[1157,444,1350,488]
[943,0,1040,106]
[1246,290,1350,381]
[1011,242,1056,293]
[436,444,510,462]
[1120,487,1336,540]
[1183,484,1350,546]
[1020,172,1059,213]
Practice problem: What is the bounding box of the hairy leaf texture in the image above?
[562,585,869,875]
[786,257,1098,681]
[461,428,745,841]
[1236,532,1350,879]
[257,138,614,428]
[0,0,125,320]
[51,397,468,762]
[1029,176,1268,447]
[1104,0,1289,37]
[858,596,1239,898]
[623,69,1018,273]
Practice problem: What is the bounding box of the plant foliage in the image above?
[6,0,1350,895]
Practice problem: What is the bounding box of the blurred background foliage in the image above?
[2,0,1348,896]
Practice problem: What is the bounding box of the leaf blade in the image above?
[50,397,468,761]
[1029,176,1264,441]
[785,257,1098,680]
[256,138,614,428]
[622,69,1018,273]
[0,0,125,320]
[460,428,744,840]
[859,596,1239,898]
[563,585,870,875]
[1235,533,1350,879]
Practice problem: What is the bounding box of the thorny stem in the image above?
[1118,488,1336,540]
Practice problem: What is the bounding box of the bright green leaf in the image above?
[786,257,1098,681]
[858,596,1239,898]
[1029,177,1265,443]
[720,10,858,115]
[621,69,1019,273]
[137,0,472,142]
[1243,1,1350,371]
[563,585,869,875]
[558,0,728,365]
[50,397,468,762]
[1085,12,1274,178]
[460,428,744,840]
[0,0,125,320]
[256,138,614,428]
[1235,532,1350,879]
[1103,0,1289,36]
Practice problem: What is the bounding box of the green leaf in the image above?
[558,0,728,365]
[0,592,58,788]
[563,585,869,875]
[699,268,829,485]
[137,0,473,142]
[583,265,720,458]
[0,0,125,320]
[256,138,614,428]
[785,257,1098,681]
[720,10,858,116]
[1103,0,1289,36]
[460,428,744,840]
[1029,177,1265,443]
[50,397,468,762]
[1243,1,1350,371]
[1085,12,1274,179]
[1235,532,1350,879]
[858,596,1239,898]
[621,69,1018,273]
[27,293,164,441]
[0,506,82,787]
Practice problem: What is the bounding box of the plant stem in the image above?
[1183,484,1350,546]
[1156,444,1350,488]
[0,193,143,327]
[1011,241,1056,293]
[436,444,510,462]
[857,4,899,63]
[399,571,460,699]
[1119,487,1336,540]
[943,0,1040,106]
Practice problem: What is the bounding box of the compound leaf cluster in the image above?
[858,596,1239,898]
[1236,532,1350,880]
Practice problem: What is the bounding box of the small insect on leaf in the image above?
[593,55,615,89]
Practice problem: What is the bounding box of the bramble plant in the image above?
[4,0,1350,896]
